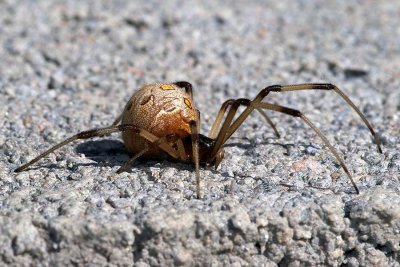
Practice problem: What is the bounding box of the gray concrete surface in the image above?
[1,0,399,266]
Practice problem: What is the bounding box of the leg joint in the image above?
[235,98,252,106]
[259,85,282,98]
[173,81,193,92]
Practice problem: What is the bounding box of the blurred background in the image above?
[1,1,399,136]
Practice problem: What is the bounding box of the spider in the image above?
[15,82,382,198]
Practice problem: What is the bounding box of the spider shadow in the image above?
[75,139,129,167]
[21,139,201,173]
[75,140,194,171]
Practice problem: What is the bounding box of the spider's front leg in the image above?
[208,99,280,139]
[244,83,382,153]
[207,83,382,194]
[218,84,381,153]
[208,98,282,159]
[173,81,193,99]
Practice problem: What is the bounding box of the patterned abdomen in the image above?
[121,83,198,157]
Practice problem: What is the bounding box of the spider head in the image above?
[197,134,225,168]
[183,134,225,168]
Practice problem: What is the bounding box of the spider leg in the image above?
[15,124,179,172]
[254,102,359,194]
[117,134,182,173]
[210,99,251,158]
[256,109,281,138]
[209,98,281,158]
[173,81,193,99]
[95,113,123,139]
[208,99,280,139]
[173,81,203,195]
[116,142,150,173]
[112,113,123,126]
[208,99,234,139]
[176,138,188,161]
[225,84,382,153]
[189,120,201,199]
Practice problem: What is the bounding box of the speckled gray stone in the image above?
[1,0,399,266]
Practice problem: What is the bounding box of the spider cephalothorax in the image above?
[15,81,382,198]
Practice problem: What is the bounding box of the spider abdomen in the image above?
[121,83,198,158]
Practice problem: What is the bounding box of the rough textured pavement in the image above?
[1,0,400,266]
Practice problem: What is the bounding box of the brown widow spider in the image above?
[15,82,382,198]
